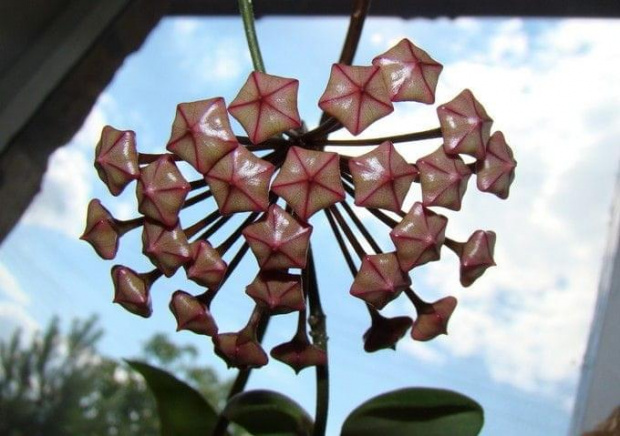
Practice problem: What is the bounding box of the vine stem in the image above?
[238,0,266,73]
[323,127,442,146]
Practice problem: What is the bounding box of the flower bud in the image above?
[437,89,493,160]
[318,64,393,135]
[349,141,418,212]
[411,296,457,341]
[350,252,411,310]
[142,220,192,277]
[81,199,120,259]
[242,204,312,270]
[166,98,238,174]
[271,146,345,222]
[246,271,305,315]
[169,290,218,336]
[270,336,327,373]
[459,230,496,287]
[213,330,268,369]
[185,240,227,289]
[111,265,152,318]
[476,131,517,199]
[372,38,443,104]
[390,202,448,271]
[363,309,412,352]
[228,72,301,144]
[416,146,472,211]
[136,155,190,227]
[94,126,140,196]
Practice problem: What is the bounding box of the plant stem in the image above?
[238,0,266,73]
[324,209,357,276]
[318,127,442,146]
[339,202,382,254]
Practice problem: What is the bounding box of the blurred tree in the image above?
[0,317,230,436]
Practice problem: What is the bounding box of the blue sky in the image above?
[2,16,620,435]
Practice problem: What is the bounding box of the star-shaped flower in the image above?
[416,146,472,211]
[245,272,305,315]
[437,89,493,160]
[166,98,238,174]
[95,126,140,196]
[348,141,418,212]
[318,64,394,135]
[459,230,496,287]
[390,202,448,271]
[411,296,457,342]
[476,131,517,199]
[136,155,190,227]
[111,265,152,318]
[372,38,443,104]
[81,199,120,260]
[142,220,192,277]
[169,290,218,336]
[205,145,275,215]
[242,204,312,270]
[185,240,228,290]
[228,72,301,144]
[350,252,411,310]
[271,146,345,222]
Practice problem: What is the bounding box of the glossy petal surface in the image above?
[270,338,327,373]
[166,98,237,174]
[95,126,139,196]
[111,265,152,318]
[271,146,345,221]
[437,89,493,159]
[169,290,218,336]
[185,240,227,289]
[349,141,418,212]
[350,252,411,310]
[245,272,305,315]
[318,64,394,135]
[142,220,191,277]
[136,155,190,227]
[242,204,312,270]
[205,146,275,215]
[412,296,457,341]
[476,131,517,199]
[81,199,119,259]
[416,146,472,211]
[390,202,448,271]
[460,230,496,287]
[228,72,301,144]
[372,38,443,103]
[213,332,268,369]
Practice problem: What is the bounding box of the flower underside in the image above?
[82,38,516,371]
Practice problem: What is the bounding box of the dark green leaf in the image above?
[341,387,484,436]
[223,389,314,436]
[126,359,220,436]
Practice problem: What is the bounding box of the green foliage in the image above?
[341,387,484,436]
[222,389,314,436]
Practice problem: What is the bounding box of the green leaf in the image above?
[126,359,220,436]
[341,387,484,436]
[223,389,314,436]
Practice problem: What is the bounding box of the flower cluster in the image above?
[82,38,516,370]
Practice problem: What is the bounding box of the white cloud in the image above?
[0,263,38,341]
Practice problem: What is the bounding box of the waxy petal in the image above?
[437,89,493,160]
[166,98,238,174]
[476,131,517,199]
[245,272,305,315]
[349,141,418,212]
[111,265,152,318]
[318,64,394,135]
[185,240,227,290]
[213,332,268,369]
[412,296,457,342]
[228,72,301,144]
[350,252,411,310]
[270,338,327,373]
[205,145,275,215]
[169,290,218,336]
[460,230,496,287]
[390,202,448,271]
[242,204,312,270]
[416,146,472,211]
[95,126,140,196]
[81,199,120,259]
[136,155,190,227]
[271,146,345,222]
[372,38,443,103]
[142,220,191,277]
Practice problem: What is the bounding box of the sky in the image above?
[1,15,620,436]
